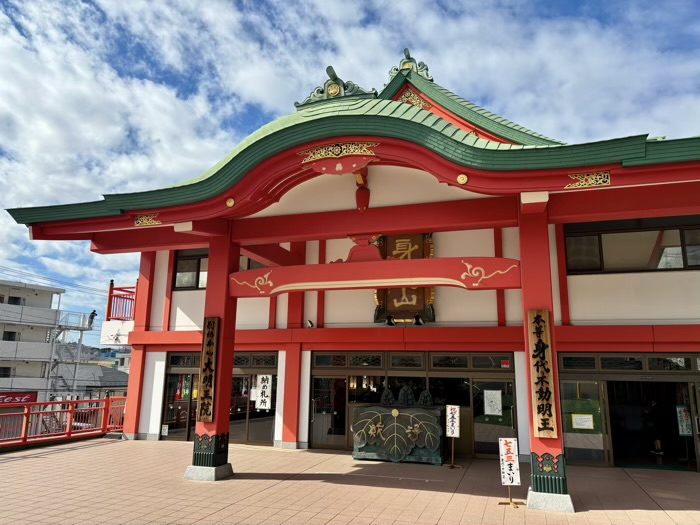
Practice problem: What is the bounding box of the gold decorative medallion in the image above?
[397,88,431,109]
[134,213,161,227]
[327,83,340,97]
[457,174,469,185]
[225,198,235,208]
[298,142,380,163]
[564,171,611,189]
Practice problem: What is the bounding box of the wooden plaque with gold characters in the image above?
[527,309,558,439]
[374,234,435,324]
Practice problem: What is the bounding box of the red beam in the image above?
[230,197,517,245]
[230,257,521,297]
[549,182,700,223]
[91,228,207,254]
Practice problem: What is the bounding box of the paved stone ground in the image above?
[1,439,700,525]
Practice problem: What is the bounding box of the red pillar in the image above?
[282,343,302,446]
[286,242,306,329]
[187,233,239,478]
[519,200,569,496]
[123,252,156,438]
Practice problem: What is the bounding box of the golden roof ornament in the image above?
[295,66,377,109]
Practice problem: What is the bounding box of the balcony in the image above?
[0,341,53,361]
[0,303,59,326]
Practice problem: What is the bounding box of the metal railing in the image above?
[106,280,136,321]
[0,397,126,449]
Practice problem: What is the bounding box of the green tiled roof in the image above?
[7,92,700,225]
[380,70,564,146]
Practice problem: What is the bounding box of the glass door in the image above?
[230,374,277,443]
[688,382,700,472]
[230,376,250,441]
[560,379,611,466]
[473,379,516,456]
[310,377,347,449]
[161,373,195,441]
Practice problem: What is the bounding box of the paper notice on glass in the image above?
[677,405,692,437]
[484,390,503,416]
[572,414,594,430]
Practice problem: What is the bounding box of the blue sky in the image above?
[1,0,700,345]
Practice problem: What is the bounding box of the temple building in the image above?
[8,50,700,511]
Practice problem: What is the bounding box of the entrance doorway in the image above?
[161,372,198,441]
[309,352,517,457]
[230,374,278,444]
[608,381,696,470]
[310,377,347,448]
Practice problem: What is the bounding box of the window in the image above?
[7,296,24,306]
[174,249,208,290]
[565,217,700,274]
[2,331,19,342]
[0,367,12,378]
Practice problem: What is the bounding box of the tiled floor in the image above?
[1,439,700,525]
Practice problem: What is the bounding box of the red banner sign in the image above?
[0,391,38,404]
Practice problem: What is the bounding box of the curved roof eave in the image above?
[7,97,698,226]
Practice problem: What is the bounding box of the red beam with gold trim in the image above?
[229,257,520,297]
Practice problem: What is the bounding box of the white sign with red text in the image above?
[499,437,521,486]
[446,405,460,438]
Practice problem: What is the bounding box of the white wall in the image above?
[249,166,489,218]
[170,290,206,331]
[273,350,286,444]
[502,227,523,325]
[236,298,271,329]
[149,251,169,331]
[0,283,55,309]
[568,271,700,324]
[275,294,289,329]
[433,229,498,325]
[0,323,49,343]
[138,351,166,438]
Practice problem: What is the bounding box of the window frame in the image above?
[172,249,209,291]
[565,220,700,275]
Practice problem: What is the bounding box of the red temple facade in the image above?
[9,50,700,510]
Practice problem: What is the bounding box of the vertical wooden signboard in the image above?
[527,309,558,438]
[197,317,219,423]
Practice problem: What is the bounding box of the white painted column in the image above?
[273,350,286,447]
[514,351,531,461]
[297,351,312,449]
[138,351,166,440]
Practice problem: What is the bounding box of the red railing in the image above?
[0,397,126,449]
[107,280,136,321]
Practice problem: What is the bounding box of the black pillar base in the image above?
[531,452,568,494]
[192,433,230,468]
